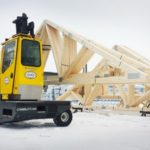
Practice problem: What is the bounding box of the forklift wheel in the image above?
[53,110,72,127]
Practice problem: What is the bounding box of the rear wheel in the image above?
[53,110,72,127]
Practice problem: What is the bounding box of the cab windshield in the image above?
[21,40,41,67]
[2,40,16,73]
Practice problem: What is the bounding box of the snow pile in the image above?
[0,110,150,150]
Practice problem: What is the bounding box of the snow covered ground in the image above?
[0,110,150,150]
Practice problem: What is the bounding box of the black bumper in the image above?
[0,100,71,124]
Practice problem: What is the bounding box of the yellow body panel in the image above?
[0,35,44,100]
[0,38,17,96]
[13,37,44,94]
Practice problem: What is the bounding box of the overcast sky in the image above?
[0,0,150,71]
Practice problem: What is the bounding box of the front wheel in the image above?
[53,110,72,127]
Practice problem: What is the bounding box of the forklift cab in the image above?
[0,13,72,127]
[0,35,43,100]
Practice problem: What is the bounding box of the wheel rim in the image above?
[60,112,69,122]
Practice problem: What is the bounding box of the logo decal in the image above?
[25,72,36,79]
[4,77,9,84]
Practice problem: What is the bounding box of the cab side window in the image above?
[2,41,16,73]
[21,40,41,67]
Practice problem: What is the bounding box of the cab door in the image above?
[0,40,17,100]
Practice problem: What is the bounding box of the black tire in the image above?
[53,110,72,127]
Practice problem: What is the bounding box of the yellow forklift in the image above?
[0,13,72,126]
